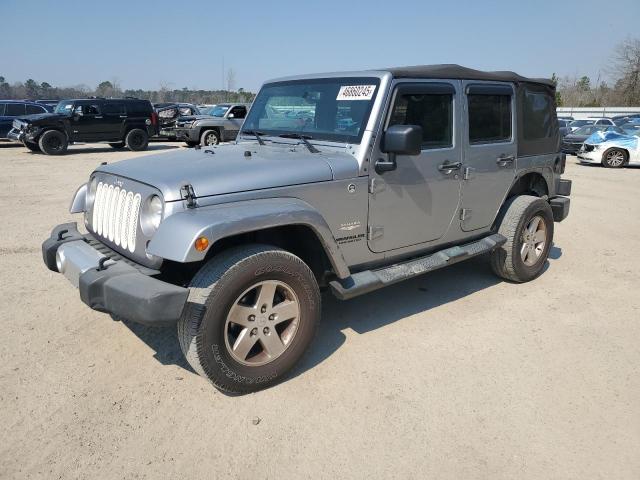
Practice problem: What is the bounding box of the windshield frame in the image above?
[240,77,381,144]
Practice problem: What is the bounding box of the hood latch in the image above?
[180,184,197,208]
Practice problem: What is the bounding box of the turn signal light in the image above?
[194,236,209,252]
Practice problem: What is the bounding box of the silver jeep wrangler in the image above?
[43,65,571,393]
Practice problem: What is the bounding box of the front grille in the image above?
[91,181,142,253]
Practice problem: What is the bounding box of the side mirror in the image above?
[228,113,235,119]
[382,124,423,155]
[376,124,423,174]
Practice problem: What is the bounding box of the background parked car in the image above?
[9,98,157,154]
[567,119,595,132]
[0,100,52,138]
[155,103,201,139]
[173,103,250,146]
[612,113,640,125]
[561,125,623,154]
[588,117,615,126]
[558,119,573,137]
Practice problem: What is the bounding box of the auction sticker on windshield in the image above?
[336,85,376,101]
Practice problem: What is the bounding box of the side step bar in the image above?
[329,234,506,300]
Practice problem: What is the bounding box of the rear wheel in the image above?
[177,244,321,393]
[200,129,220,146]
[125,129,149,151]
[490,195,554,283]
[38,130,68,155]
[602,148,627,168]
[23,140,40,152]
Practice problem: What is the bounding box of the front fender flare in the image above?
[147,198,350,279]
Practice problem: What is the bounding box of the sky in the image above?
[3,0,639,93]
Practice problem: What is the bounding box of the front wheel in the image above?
[178,245,320,394]
[602,148,627,168]
[200,129,220,146]
[490,195,554,283]
[38,130,68,155]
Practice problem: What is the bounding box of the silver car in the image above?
[43,64,571,393]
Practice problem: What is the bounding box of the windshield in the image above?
[54,101,74,115]
[199,106,216,115]
[241,77,380,143]
[209,105,230,117]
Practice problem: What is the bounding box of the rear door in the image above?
[102,102,127,139]
[460,82,516,232]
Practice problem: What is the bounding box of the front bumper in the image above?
[42,223,188,326]
[577,150,600,164]
[173,127,197,141]
[7,128,23,142]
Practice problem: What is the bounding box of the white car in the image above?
[577,130,640,168]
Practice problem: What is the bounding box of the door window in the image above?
[468,94,512,143]
[388,92,453,149]
[26,104,46,114]
[102,103,126,115]
[5,103,26,116]
[229,106,247,119]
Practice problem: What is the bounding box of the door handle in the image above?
[438,161,462,174]
[94,116,103,119]
[496,155,515,167]
[119,115,127,118]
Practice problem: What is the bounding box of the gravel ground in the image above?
[0,142,638,480]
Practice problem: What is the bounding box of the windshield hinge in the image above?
[460,208,471,221]
[180,184,197,208]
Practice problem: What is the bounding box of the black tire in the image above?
[601,148,628,168]
[178,244,321,394]
[185,141,199,147]
[490,195,554,283]
[109,141,126,149]
[23,140,40,152]
[38,130,68,155]
[200,129,220,146]
[125,129,149,151]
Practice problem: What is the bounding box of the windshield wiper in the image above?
[278,133,320,153]
[242,129,265,145]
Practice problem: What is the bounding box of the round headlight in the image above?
[141,195,163,235]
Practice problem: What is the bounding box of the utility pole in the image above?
[222,56,225,100]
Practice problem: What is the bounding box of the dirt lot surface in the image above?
[0,141,638,480]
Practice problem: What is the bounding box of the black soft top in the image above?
[385,64,554,87]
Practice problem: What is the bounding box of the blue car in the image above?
[0,100,53,139]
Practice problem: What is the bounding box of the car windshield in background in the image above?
[54,101,74,114]
[569,120,593,128]
[242,77,380,143]
[210,105,230,117]
[199,106,214,115]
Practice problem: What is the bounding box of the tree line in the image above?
[554,38,640,107]
[1,38,638,108]
[0,77,256,105]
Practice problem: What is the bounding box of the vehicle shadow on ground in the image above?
[120,250,562,388]
[0,143,180,154]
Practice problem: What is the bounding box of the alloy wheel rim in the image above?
[520,215,547,266]
[224,280,300,366]
[205,133,218,145]
[606,150,624,166]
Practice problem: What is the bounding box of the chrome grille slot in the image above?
[91,181,141,253]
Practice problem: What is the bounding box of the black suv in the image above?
[8,98,158,155]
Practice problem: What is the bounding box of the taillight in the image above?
[151,112,158,126]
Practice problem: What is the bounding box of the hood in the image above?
[179,115,214,122]
[17,112,66,124]
[584,130,639,148]
[563,133,589,142]
[97,142,360,202]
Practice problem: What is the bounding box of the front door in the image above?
[460,82,516,231]
[71,101,104,141]
[368,81,462,253]
[224,105,247,140]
